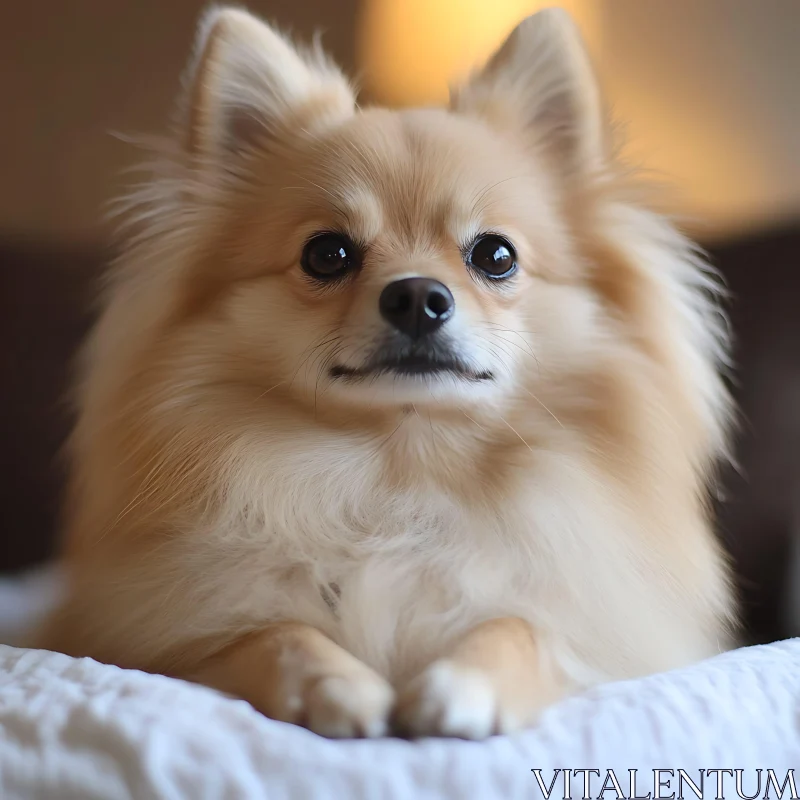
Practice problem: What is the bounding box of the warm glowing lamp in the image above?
[357,1,782,237]
[358,0,599,107]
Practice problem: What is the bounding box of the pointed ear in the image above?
[451,8,605,178]
[182,7,355,160]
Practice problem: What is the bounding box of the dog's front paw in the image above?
[300,669,395,739]
[393,660,522,739]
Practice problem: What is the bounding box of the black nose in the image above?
[379,278,455,339]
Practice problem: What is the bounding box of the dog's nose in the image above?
[379,277,455,339]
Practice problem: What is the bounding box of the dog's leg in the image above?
[394,617,562,739]
[190,622,394,738]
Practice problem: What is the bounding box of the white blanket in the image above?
[0,641,798,800]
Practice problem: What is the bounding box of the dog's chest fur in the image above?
[169,413,708,688]
[192,415,550,682]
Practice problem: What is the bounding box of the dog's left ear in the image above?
[451,9,605,179]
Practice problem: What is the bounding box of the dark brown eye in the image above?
[302,233,360,280]
[468,234,517,279]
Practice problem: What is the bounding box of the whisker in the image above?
[473,175,530,211]
[498,415,534,452]
[461,410,488,433]
[486,325,537,359]
[254,381,286,402]
[288,334,340,391]
[377,416,407,450]
[291,173,341,204]
[313,336,344,415]
[427,409,439,459]
[488,332,540,370]
[481,339,511,364]
[523,388,565,429]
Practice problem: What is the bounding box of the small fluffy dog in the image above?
[38,6,735,739]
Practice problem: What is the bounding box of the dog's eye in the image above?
[467,235,517,280]
[302,233,360,280]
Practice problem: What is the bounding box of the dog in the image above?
[36,6,735,739]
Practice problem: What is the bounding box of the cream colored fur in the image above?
[37,7,735,739]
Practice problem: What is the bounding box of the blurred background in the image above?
[1,0,798,644]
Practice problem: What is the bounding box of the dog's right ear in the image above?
[182,7,355,161]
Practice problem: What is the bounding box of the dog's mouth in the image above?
[330,354,493,382]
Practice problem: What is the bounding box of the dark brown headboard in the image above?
[0,239,101,568]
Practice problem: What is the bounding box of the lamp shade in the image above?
[357,0,598,106]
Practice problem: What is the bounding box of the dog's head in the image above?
[154,7,615,417]
[105,5,727,488]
